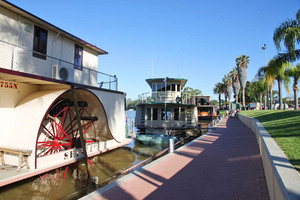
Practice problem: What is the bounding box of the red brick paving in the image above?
[83,117,269,200]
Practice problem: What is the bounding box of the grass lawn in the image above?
[240,110,300,173]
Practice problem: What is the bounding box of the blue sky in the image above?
[9,0,300,100]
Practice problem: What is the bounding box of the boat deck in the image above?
[81,117,269,200]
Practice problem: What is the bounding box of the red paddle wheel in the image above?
[37,98,98,157]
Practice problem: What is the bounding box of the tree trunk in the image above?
[278,78,283,110]
[259,93,262,110]
[225,93,228,110]
[270,89,273,110]
[294,86,299,110]
[242,88,245,109]
[267,87,269,110]
[264,94,267,110]
[218,93,221,109]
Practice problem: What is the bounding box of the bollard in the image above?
[92,176,99,185]
[169,138,174,153]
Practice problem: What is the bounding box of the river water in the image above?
[0,111,210,200]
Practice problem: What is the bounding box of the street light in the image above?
[262,44,270,110]
[262,44,267,64]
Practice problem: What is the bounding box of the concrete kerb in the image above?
[238,114,300,200]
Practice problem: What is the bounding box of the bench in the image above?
[0,147,32,172]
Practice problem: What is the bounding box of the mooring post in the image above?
[71,85,92,178]
[169,138,174,153]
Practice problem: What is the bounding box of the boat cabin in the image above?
[135,78,198,132]
[194,96,214,120]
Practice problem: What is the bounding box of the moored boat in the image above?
[0,1,133,187]
[135,77,200,136]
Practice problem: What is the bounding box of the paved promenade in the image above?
[81,117,269,200]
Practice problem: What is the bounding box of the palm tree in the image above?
[223,74,233,110]
[220,78,228,109]
[236,55,250,109]
[255,73,268,110]
[257,65,275,109]
[273,9,300,62]
[213,82,224,109]
[269,58,291,109]
[286,63,300,110]
[248,79,267,110]
[231,67,240,103]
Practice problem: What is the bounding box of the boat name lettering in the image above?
[0,81,18,89]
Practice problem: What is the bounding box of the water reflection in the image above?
[0,141,168,200]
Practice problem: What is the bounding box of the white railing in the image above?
[138,91,196,104]
[0,40,118,91]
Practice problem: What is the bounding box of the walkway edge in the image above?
[239,114,300,200]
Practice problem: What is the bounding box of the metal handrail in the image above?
[0,39,118,90]
[138,91,196,105]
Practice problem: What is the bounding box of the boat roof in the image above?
[0,1,108,55]
[146,78,187,88]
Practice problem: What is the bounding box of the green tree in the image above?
[268,58,291,109]
[258,65,276,109]
[273,9,300,62]
[236,55,250,109]
[248,79,267,110]
[223,73,233,110]
[286,63,300,110]
[231,67,240,103]
[182,87,202,96]
[221,76,228,109]
[211,99,219,107]
[126,98,139,110]
[213,82,224,109]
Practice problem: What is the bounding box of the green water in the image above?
[0,141,171,200]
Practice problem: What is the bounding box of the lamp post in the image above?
[262,44,269,110]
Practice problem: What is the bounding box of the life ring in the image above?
[150,96,156,103]
[176,96,182,104]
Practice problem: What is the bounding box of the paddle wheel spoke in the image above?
[82,121,95,134]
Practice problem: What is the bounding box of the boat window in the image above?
[33,25,48,60]
[161,108,171,120]
[74,44,83,70]
[157,84,163,91]
[177,84,180,92]
[180,108,185,121]
[171,84,176,91]
[161,108,165,120]
[153,108,158,120]
[166,109,171,120]
[161,84,166,91]
[152,84,156,92]
[147,108,151,120]
[167,84,171,91]
[174,108,179,120]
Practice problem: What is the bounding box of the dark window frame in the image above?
[153,108,158,120]
[33,25,48,60]
[74,44,83,70]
